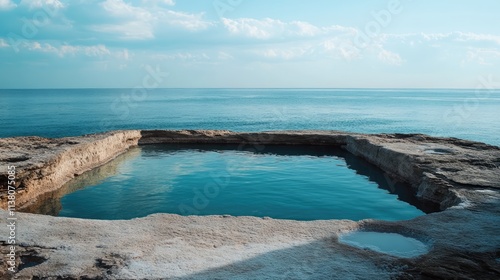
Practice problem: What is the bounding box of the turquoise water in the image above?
[4,88,497,220]
[1,88,499,146]
[26,144,436,221]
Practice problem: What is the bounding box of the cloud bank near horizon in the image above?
[1,0,499,88]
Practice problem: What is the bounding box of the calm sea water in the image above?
[25,145,433,221]
[1,88,499,146]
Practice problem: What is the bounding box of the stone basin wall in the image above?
[1,130,499,210]
[0,130,141,209]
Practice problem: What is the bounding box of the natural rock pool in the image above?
[23,144,438,220]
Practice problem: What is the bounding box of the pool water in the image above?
[24,144,438,220]
[339,231,429,258]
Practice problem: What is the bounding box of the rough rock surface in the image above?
[0,130,499,279]
[0,131,141,209]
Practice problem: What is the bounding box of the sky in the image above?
[0,0,499,88]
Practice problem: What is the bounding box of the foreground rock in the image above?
[1,130,500,279]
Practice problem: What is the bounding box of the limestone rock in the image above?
[0,130,499,279]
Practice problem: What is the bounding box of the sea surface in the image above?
[1,88,499,146]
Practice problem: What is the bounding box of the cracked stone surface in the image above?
[1,130,500,279]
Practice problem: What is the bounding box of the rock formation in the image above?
[1,130,499,279]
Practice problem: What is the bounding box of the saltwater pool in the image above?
[24,144,438,220]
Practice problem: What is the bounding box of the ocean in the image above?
[1,88,499,146]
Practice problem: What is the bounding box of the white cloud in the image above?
[385,32,500,46]
[142,0,175,6]
[464,48,500,65]
[161,10,213,31]
[379,31,500,65]
[455,32,500,45]
[0,0,16,10]
[218,17,379,62]
[152,52,211,61]
[420,32,453,41]
[221,17,403,62]
[292,21,322,37]
[323,38,361,60]
[260,47,311,60]
[21,41,113,57]
[118,49,130,60]
[93,22,154,40]
[96,0,154,40]
[324,25,358,35]
[222,18,280,40]
[217,51,233,60]
[96,0,212,40]
[377,49,403,65]
[222,18,337,40]
[101,0,151,18]
[249,37,366,62]
[20,0,64,10]
[418,31,500,46]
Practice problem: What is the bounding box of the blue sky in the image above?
[1,0,499,88]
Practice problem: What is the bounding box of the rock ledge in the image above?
[0,130,499,279]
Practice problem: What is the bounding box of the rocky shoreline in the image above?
[1,130,500,279]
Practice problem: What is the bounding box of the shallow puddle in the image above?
[339,231,429,258]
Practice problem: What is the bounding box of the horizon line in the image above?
[1,87,498,90]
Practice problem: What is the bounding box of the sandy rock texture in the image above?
[0,131,141,209]
[0,130,499,279]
